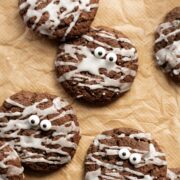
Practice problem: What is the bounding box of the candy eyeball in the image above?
[129,153,142,165]
[106,52,117,63]
[118,148,131,160]
[28,115,40,127]
[40,120,52,131]
[94,47,106,58]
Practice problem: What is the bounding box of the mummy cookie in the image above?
[0,141,24,180]
[18,0,99,40]
[154,7,180,83]
[0,91,80,171]
[55,27,138,104]
[85,128,167,180]
[167,169,180,180]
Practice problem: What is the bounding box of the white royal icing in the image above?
[155,20,180,75]
[129,133,152,140]
[0,96,79,166]
[85,131,167,180]
[167,169,180,180]
[56,28,138,96]
[0,142,24,178]
[19,0,98,39]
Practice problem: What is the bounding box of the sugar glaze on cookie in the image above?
[85,129,167,180]
[155,21,180,74]
[0,91,80,171]
[0,141,24,179]
[154,7,180,83]
[55,27,138,103]
[167,169,180,180]
[19,0,99,39]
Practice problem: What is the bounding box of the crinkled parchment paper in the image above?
[0,0,180,179]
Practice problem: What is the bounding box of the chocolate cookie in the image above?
[55,27,138,104]
[18,0,99,40]
[167,169,180,180]
[0,91,80,171]
[154,7,180,83]
[0,141,24,180]
[85,128,167,180]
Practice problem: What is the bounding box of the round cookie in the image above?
[85,128,167,180]
[0,141,24,180]
[154,7,180,83]
[0,91,80,171]
[55,27,138,104]
[18,0,99,40]
[167,169,180,180]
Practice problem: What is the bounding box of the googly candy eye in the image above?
[28,115,40,127]
[118,148,131,160]
[40,120,52,131]
[129,153,142,165]
[94,47,106,58]
[106,52,117,63]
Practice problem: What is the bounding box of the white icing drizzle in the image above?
[85,132,167,180]
[167,169,180,180]
[155,20,180,43]
[129,133,152,140]
[135,144,166,168]
[85,168,101,180]
[0,96,79,166]
[0,142,24,178]
[126,175,153,180]
[155,20,180,75]
[85,168,124,180]
[56,28,138,95]
[19,0,98,39]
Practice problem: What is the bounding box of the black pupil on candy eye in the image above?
[122,152,126,156]
[98,51,102,56]
[43,124,47,128]
[109,57,114,61]
[133,157,137,161]
[31,120,35,124]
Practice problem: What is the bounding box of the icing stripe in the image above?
[167,169,180,180]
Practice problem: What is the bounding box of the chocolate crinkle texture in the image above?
[154,7,180,83]
[167,169,180,180]
[18,0,99,40]
[84,128,167,180]
[55,26,138,104]
[0,91,80,172]
[0,141,24,180]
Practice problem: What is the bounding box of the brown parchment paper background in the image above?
[0,0,180,179]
